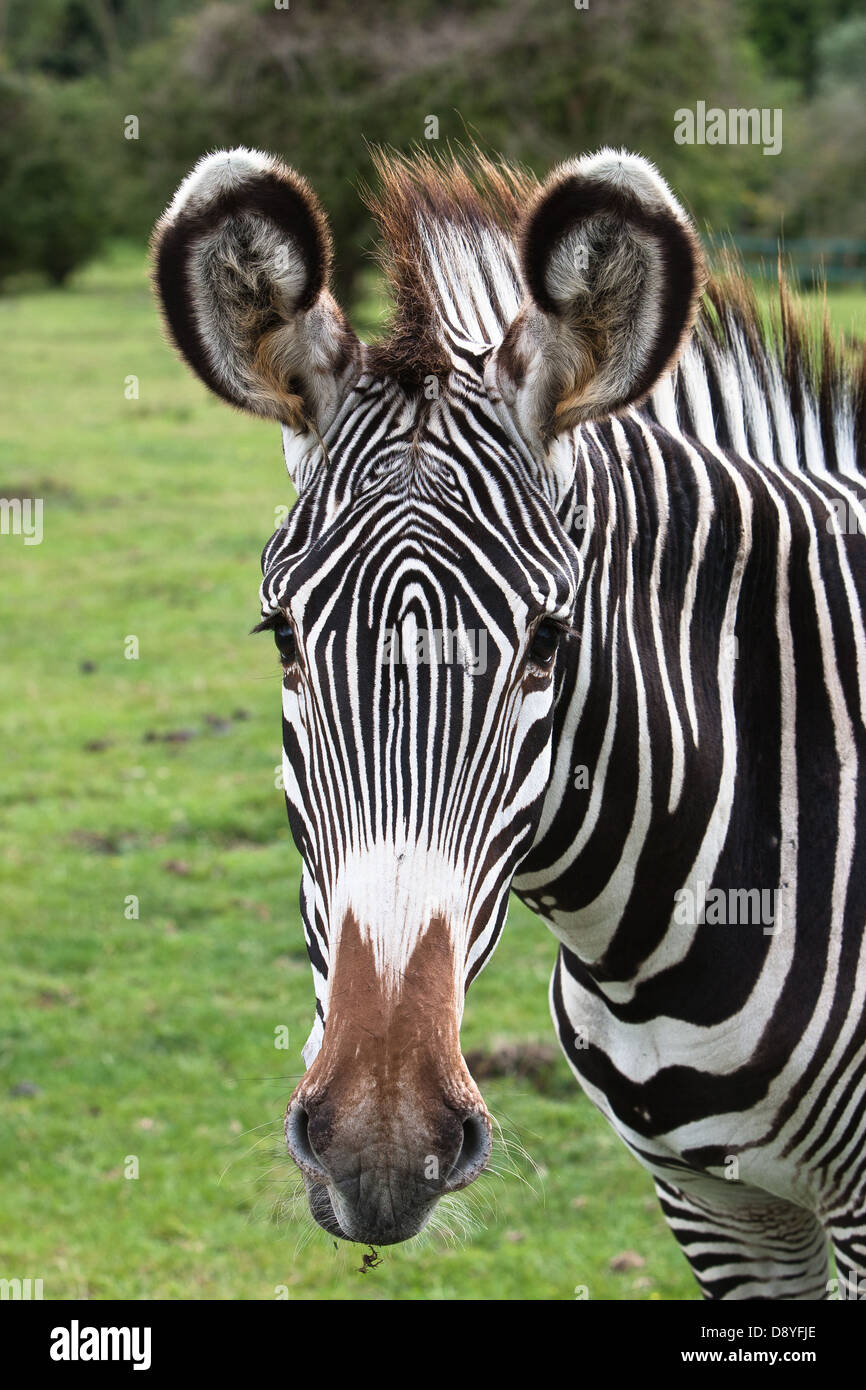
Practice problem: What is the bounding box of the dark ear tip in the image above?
[520,154,702,319]
[521,172,637,315]
[154,151,333,312]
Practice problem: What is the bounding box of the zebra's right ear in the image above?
[151,148,360,436]
[487,149,706,445]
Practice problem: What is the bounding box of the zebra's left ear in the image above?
[152,148,360,437]
[487,149,706,443]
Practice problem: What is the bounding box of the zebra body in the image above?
[522,373,866,1297]
[153,142,866,1298]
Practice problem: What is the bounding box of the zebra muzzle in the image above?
[284,912,493,1243]
[285,1090,491,1244]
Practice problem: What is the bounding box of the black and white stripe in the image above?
[155,144,866,1292]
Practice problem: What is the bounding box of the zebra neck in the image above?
[516,405,791,992]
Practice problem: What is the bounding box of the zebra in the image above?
[152,142,866,1299]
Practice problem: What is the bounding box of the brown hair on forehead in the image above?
[361,145,538,394]
[360,147,866,468]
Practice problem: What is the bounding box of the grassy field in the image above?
[1,249,864,1303]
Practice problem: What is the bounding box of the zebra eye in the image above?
[274,620,297,668]
[529,618,562,669]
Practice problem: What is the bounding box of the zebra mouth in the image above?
[301,1173,435,1246]
[306,1181,350,1241]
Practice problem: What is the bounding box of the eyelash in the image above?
[252,614,575,669]
[527,616,572,669]
[252,612,298,668]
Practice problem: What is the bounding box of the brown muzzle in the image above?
[285,912,492,1244]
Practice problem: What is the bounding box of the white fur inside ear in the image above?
[188,214,311,405]
[544,228,591,309]
[165,146,276,222]
[539,147,691,315]
[496,144,703,439]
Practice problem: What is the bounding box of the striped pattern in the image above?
[263,247,866,1299]
[517,309,866,1299]
[261,370,579,1061]
[154,144,866,1293]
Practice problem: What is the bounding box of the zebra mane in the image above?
[663,265,866,475]
[362,144,536,388]
[363,144,866,472]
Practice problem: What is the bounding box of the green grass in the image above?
[2,249,863,1302]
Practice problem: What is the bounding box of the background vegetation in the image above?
[1,0,865,294]
[2,0,865,1301]
[0,249,706,1301]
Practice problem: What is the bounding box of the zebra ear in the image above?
[488,149,706,442]
[152,148,360,434]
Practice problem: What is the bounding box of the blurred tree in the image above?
[0,0,863,294]
[0,73,105,284]
[96,0,787,303]
[816,13,866,91]
[742,0,861,91]
[767,14,866,239]
[2,0,202,78]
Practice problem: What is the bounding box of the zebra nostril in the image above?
[446,1112,492,1190]
[286,1100,328,1178]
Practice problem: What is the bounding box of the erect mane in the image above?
[362,145,866,471]
[664,260,866,474]
[362,145,537,389]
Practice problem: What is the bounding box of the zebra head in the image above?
[153,145,704,1245]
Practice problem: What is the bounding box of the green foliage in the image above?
[769,14,866,239]
[2,0,864,294]
[3,0,202,79]
[816,14,866,91]
[0,249,709,1299]
[85,0,796,295]
[742,0,862,89]
[0,73,106,285]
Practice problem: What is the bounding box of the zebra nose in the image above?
[285,1092,492,1242]
[444,1110,493,1190]
[285,1098,329,1181]
[286,1094,492,1189]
